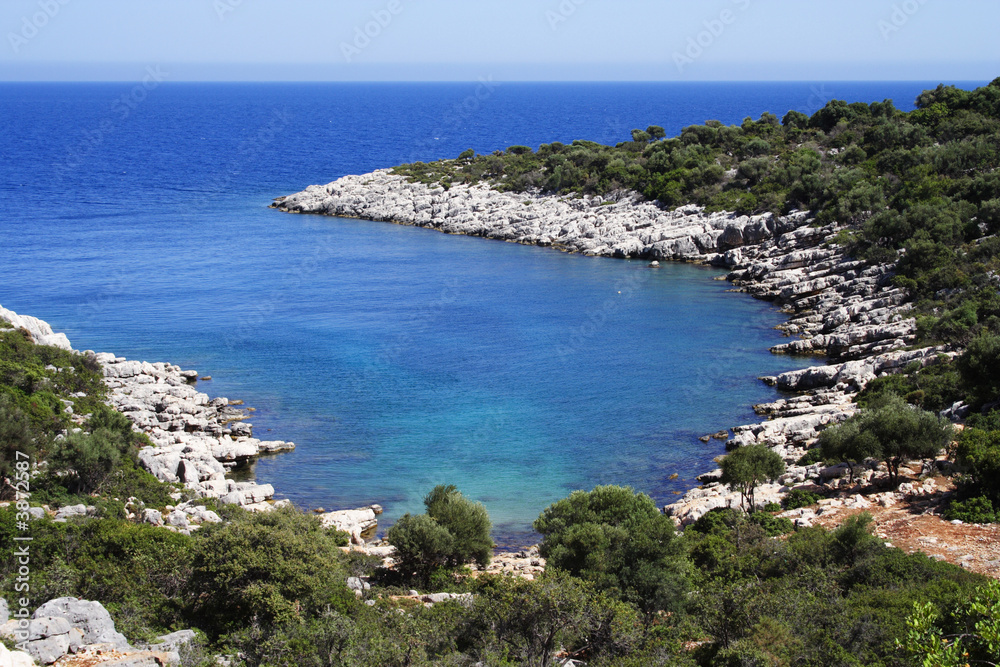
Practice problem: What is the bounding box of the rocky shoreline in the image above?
[273,169,957,525]
[0,304,381,541]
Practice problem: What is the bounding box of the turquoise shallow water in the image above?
[0,81,965,543]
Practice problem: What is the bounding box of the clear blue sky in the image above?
[1,0,997,81]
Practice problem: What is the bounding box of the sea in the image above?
[0,80,979,545]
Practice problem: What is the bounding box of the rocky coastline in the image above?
[0,304,381,541]
[273,169,957,525]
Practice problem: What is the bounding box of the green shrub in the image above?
[188,506,353,637]
[782,489,821,510]
[954,427,1000,504]
[943,496,997,524]
[386,485,494,583]
[795,447,825,466]
[423,484,493,568]
[688,507,745,536]
[386,512,455,581]
[750,512,794,537]
[534,485,689,614]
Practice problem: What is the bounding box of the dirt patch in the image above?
[808,473,1000,578]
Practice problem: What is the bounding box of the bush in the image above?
[533,485,689,614]
[386,512,455,581]
[782,489,821,511]
[958,332,1000,409]
[386,485,493,583]
[188,506,353,637]
[465,570,644,666]
[953,427,1000,504]
[943,496,997,524]
[749,512,794,537]
[49,428,130,495]
[423,484,493,568]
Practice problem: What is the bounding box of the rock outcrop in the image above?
[0,597,180,666]
[318,504,383,544]
[0,305,72,351]
[0,304,295,512]
[272,169,807,263]
[94,352,295,509]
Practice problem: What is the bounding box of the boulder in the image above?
[28,616,72,641]
[0,598,7,624]
[54,505,88,521]
[24,634,69,664]
[0,642,36,667]
[318,505,382,544]
[146,629,196,654]
[33,597,130,650]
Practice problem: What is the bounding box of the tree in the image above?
[533,485,688,614]
[630,129,651,143]
[719,444,785,512]
[423,484,493,567]
[958,332,1000,409]
[818,393,954,483]
[645,125,666,141]
[465,570,642,667]
[386,485,494,581]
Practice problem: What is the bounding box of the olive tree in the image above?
[719,444,786,512]
[819,393,953,483]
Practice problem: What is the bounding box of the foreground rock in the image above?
[318,504,383,544]
[0,597,184,666]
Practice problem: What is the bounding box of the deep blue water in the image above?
[0,80,978,544]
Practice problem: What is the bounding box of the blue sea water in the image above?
[0,80,977,544]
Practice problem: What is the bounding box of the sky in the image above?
[0,0,997,82]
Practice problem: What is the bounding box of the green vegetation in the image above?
[898,580,1000,666]
[819,393,953,483]
[386,484,493,584]
[782,488,822,510]
[533,485,689,615]
[7,77,1000,664]
[718,444,785,511]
